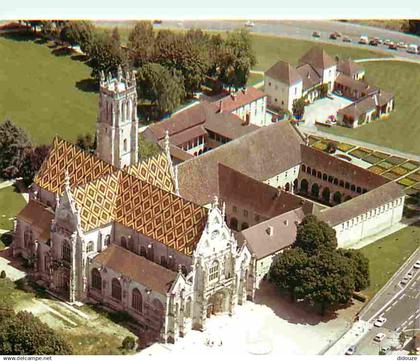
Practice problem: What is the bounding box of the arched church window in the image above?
[24,228,32,248]
[86,241,94,253]
[132,288,143,312]
[62,240,71,262]
[111,278,122,301]
[91,268,102,291]
[209,261,219,282]
[123,139,127,152]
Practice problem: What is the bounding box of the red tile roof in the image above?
[215,87,266,113]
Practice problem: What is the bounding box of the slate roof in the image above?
[94,244,177,294]
[237,208,305,259]
[177,122,306,205]
[265,61,303,85]
[318,182,404,226]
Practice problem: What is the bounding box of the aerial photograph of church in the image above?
[0,2,419,358]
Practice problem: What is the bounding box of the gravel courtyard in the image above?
[144,281,363,356]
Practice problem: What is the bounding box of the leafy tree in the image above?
[21,145,50,187]
[0,119,32,179]
[128,21,155,67]
[337,249,370,292]
[294,215,337,254]
[292,97,306,118]
[0,308,73,354]
[87,30,125,79]
[218,29,256,90]
[62,21,95,53]
[122,335,136,350]
[407,20,420,35]
[76,133,96,153]
[138,134,162,160]
[319,83,329,98]
[137,63,185,119]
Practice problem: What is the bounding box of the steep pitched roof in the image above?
[296,63,322,91]
[72,170,208,256]
[318,182,404,226]
[298,47,336,72]
[215,87,266,113]
[237,208,305,259]
[335,74,378,94]
[94,244,177,294]
[218,164,309,218]
[337,59,364,77]
[177,122,305,205]
[17,200,54,242]
[265,61,302,85]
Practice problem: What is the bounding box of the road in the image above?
[354,248,420,355]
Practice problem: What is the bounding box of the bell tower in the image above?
[96,66,138,168]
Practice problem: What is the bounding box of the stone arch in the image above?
[350,184,356,192]
[300,179,309,193]
[311,168,317,177]
[322,187,331,203]
[293,178,298,191]
[356,186,362,193]
[339,180,344,187]
[132,288,143,312]
[333,191,342,204]
[111,278,122,301]
[317,171,322,179]
[311,183,320,197]
[333,178,339,185]
[285,182,290,192]
[323,173,328,181]
[307,166,311,174]
[91,268,102,291]
[120,236,127,248]
[207,289,230,317]
[230,217,238,231]
[328,175,334,183]
[301,164,306,172]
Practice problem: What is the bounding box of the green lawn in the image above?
[0,34,97,145]
[322,61,420,155]
[360,223,420,298]
[0,186,26,231]
[247,72,263,86]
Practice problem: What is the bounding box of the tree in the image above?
[136,63,185,119]
[0,309,73,354]
[76,133,96,153]
[138,135,162,160]
[21,145,50,187]
[337,249,370,292]
[294,215,337,254]
[87,30,125,79]
[61,21,95,53]
[319,83,329,98]
[333,191,342,204]
[218,29,256,90]
[121,335,136,350]
[0,119,32,179]
[292,97,305,118]
[128,21,155,67]
[111,27,121,43]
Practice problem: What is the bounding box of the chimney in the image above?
[266,226,274,236]
[218,100,223,113]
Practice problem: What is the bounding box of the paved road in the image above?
[354,248,420,355]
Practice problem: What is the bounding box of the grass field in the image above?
[0,34,97,145]
[322,61,420,155]
[360,223,420,298]
[0,186,26,230]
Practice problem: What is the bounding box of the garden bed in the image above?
[386,156,407,166]
[336,142,356,152]
[397,177,417,187]
[362,154,382,165]
[381,171,400,180]
[400,161,420,171]
[376,160,394,170]
[368,165,386,175]
[349,148,370,159]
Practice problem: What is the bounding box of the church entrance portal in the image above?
[206,289,229,318]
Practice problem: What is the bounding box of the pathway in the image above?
[355,56,420,65]
[0,180,14,190]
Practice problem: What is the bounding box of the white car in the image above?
[345,345,357,355]
[374,333,386,342]
[374,316,387,327]
[359,35,369,44]
[401,276,410,285]
[414,260,420,269]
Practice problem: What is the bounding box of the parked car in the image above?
[359,35,369,44]
[374,316,387,327]
[388,42,398,50]
[401,276,410,285]
[369,39,379,46]
[407,271,415,279]
[153,20,162,25]
[373,37,383,44]
[345,345,357,355]
[312,31,321,38]
[398,42,408,49]
[414,260,420,269]
[374,333,386,342]
[244,21,255,28]
[407,44,419,54]
[342,36,352,43]
[330,33,338,40]
[383,39,392,46]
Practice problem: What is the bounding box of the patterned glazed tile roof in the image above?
[34,137,117,194]
[72,171,208,256]
[125,151,175,193]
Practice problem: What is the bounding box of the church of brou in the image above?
[11,66,405,345]
[11,68,252,343]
